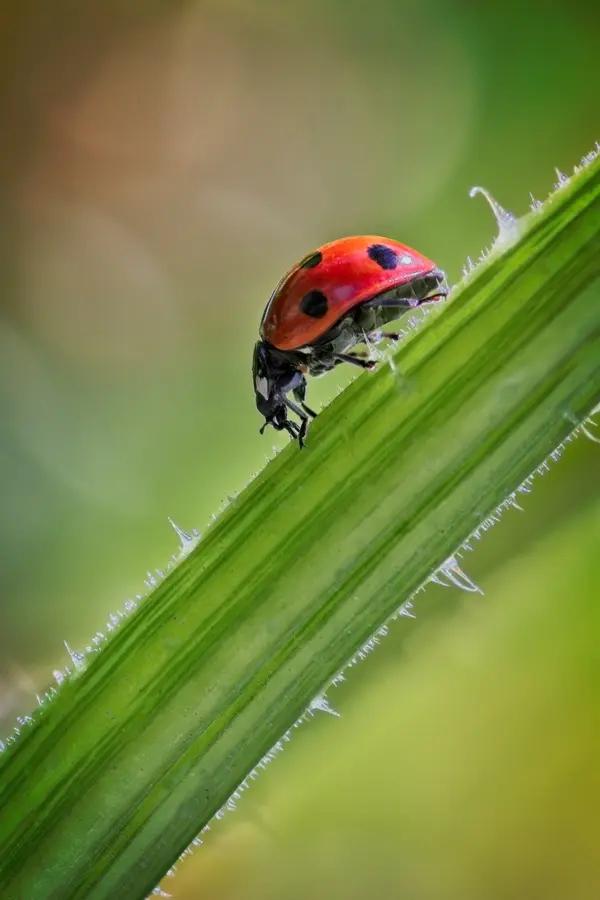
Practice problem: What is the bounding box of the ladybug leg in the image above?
[301,402,318,419]
[366,330,402,343]
[344,349,370,358]
[261,419,301,439]
[282,396,311,448]
[335,353,377,370]
[292,384,318,419]
[282,396,309,424]
[285,420,301,441]
[260,410,301,441]
[297,417,308,449]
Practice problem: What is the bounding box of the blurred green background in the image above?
[0,1,599,895]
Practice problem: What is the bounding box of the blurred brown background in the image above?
[0,1,599,895]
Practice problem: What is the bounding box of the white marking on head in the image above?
[400,255,413,265]
[255,375,269,399]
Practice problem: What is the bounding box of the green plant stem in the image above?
[1,158,600,900]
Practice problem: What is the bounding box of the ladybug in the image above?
[253,235,448,447]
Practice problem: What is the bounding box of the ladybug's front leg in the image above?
[282,395,312,449]
[260,411,301,442]
[292,383,318,420]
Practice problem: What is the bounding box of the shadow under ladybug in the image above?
[253,236,448,448]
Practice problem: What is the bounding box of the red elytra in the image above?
[260,235,439,351]
[253,234,447,448]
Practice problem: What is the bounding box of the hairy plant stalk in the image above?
[1,155,599,900]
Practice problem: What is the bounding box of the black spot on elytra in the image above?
[367,243,398,270]
[298,250,323,269]
[300,290,328,318]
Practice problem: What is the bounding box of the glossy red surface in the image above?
[260,235,437,350]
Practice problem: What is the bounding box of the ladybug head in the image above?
[252,341,306,440]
